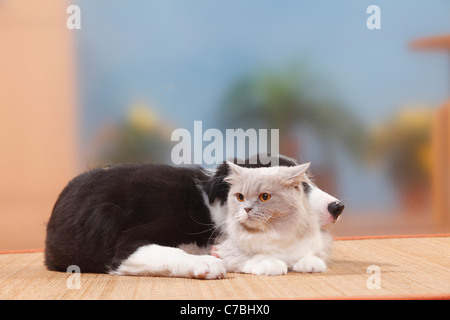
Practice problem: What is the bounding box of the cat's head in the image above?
[224,162,317,234]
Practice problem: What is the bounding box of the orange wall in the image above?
[0,0,77,250]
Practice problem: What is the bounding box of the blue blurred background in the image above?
[76,0,449,212]
[1,0,449,249]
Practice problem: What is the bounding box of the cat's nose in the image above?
[327,201,344,218]
[244,207,252,213]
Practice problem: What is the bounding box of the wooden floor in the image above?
[1,236,449,300]
[329,211,450,238]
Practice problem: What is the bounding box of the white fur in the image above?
[178,243,209,255]
[111,244,226,279]
[214,224,331,275]
[201,190,227,229]
[241,254,288,276]
[309,185,341,226]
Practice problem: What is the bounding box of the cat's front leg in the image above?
[293,255,327,273]
[241,254,288,276]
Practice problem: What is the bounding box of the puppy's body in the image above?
[45,164,222,276]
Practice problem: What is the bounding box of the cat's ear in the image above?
[224,162,245,183]
[226,161,245,176]
[284,162,310,183]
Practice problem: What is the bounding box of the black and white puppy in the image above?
[45,155,344,279]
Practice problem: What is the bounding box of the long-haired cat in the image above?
[211,162,334,275]
[45,155,343,279]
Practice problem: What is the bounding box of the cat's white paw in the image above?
[193,255,227,279]
[293,256,327,273]
[242,256,287,276]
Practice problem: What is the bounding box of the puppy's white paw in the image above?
[242,256,287,276]
[293,256,327,273]
[193,255,226,279]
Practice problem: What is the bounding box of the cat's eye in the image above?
[236,193,245,202]
[259,193,271,202]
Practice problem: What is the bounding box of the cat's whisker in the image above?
[186,225,218,236]
[206,219,229,248]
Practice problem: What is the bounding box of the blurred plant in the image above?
[219,62,368,162]
[87,102,174,166]
[369,108,432,191]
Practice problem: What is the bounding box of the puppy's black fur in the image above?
[45,155,297,273]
